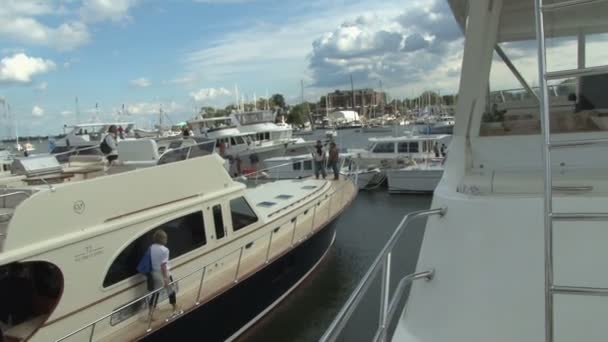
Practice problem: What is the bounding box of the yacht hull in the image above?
[386,169,443,193]
[142,213,339,342]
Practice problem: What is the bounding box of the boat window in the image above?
[230,137,237,145]
[302,185,317,189]
[168,141,182,149]
[373,142,395,153]
[213,205,225,240]
[481,34,608,136]
[397,142,409,153]
[103,211,206,288]
[235,136,245,145]
[293,161,302,170]
[409,142,419,153]
[303,160,313,170]
[265,132,270,140]
[230,197,258,231]
[276,194,293,200]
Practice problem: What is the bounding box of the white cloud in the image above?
[60,110,73,116]
[130,77,151,88]
[0,15,90,51]
[32,105,44,117]
[80,0,138,23]
[190,87,231,102]
[0,53,56,84]
[35,81,48,91]
[125,101,182,115]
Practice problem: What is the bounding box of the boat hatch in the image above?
[0,262,63,341]
[275,194,293,200]
[257,201,277,208]
[301,185,317,190]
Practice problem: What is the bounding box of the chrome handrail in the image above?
[320,207,446,342]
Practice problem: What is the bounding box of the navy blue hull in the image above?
[142,222,337,342]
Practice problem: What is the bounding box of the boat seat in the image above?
[459,168,608,195]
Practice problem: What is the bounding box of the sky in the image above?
[0,0,468,136]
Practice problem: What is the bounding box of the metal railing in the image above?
[55,172,358,342]
[320,207,446,342]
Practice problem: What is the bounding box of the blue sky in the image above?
[0,0,465,136]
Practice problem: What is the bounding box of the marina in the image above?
[1,0,607,341]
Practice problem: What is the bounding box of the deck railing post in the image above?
[195,267,206,305]
[378,252,391,342]
[146,293,158,332]
[88,323,96,342]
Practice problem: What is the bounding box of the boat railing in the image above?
[320,207,446,342]
[55,176,357,342]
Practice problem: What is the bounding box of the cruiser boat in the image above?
[0,139,357,342]
[261,153,384,190]
[348,134,450,170]
[322,1,608,341]
[385,158,443,193]
[51,122,136,161]
[188,111,315,172]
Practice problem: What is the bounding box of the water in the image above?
[238,128,433,342]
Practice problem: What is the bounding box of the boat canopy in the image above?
[448,0,608,42]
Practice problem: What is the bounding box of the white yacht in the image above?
[188,111,315,172]
[261,153,383,190]
[322,1,608,342]
[0,139,357,342]
[349,134,450,170]
[52,122,136,156]
[385,158,444,193]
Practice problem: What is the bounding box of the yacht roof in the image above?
[369,134,450,143]
[247,178,329,218]
[69,122,135,128]
[448,0,608,42]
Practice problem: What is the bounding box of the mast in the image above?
[350,74,355,113]
[75,97,80,124]
[234,84,240,112]
[254,93,257,111]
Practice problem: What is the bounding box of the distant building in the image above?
[320,89,386,118]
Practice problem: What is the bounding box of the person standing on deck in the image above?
[149,230,180,318]
[313,140,327,179]
[101,125,118,164]
[328,142,340,180]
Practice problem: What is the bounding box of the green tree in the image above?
[287,103,309,126]
[270,94,286,109]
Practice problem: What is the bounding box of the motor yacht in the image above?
[323,1,608,342]
[0,139,357,342]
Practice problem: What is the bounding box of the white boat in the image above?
[322,1,608,341]
[349,134,451,170]
[385,158,443,193]
[325,129,338,139]
[362,125,394,133]
[52,122,136,156]
[188,111,315,172]
[261,153,383,190]
[0,139,357,342]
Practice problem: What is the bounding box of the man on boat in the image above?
[100,125,118,164]
[328,142,340,180]
[149,230,180,318]
[313,140,327,179]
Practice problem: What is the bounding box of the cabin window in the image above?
[230,137,237,145]
[103,212,206,288]
[397,142,409,153]
[265,132,270,140]
[373,142,395,153]
[409,142,419,153]
[303,160,313,170]
[230,197,258,231]
[213,205,225,240]
[235,136,245,145]
[293,162,302,170]
[257,201,276,207]
[276,194,293,200]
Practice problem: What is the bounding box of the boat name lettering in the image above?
[75,245,104,262]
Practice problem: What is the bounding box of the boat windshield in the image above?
[233,111,275,125]
[480,4,608,137]
[157,139,216,165]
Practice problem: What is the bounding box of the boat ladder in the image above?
[320,207,445,342]
[534,1,608,341]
